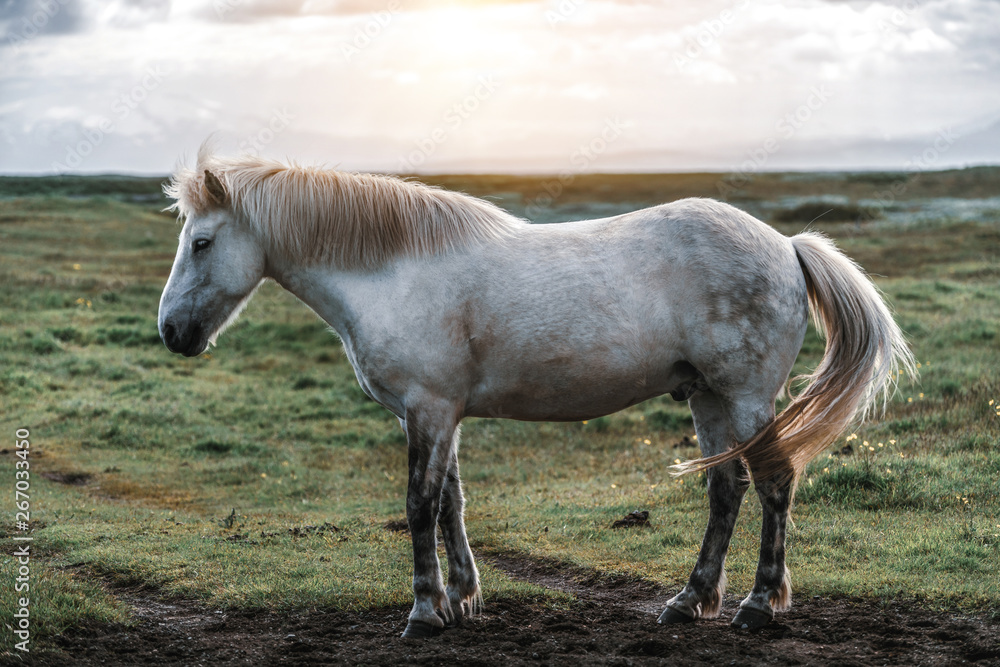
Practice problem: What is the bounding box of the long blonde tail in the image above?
[678,232,916,483]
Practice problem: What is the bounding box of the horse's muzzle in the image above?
[160,321,204,357]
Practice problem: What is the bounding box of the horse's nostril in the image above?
[162,322,187,353]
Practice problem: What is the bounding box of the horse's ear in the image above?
[203,169,228,206]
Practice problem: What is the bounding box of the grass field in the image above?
[1,169,999,655]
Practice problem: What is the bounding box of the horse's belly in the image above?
[465,357,694,421]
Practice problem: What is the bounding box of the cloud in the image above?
[1,0,176,43]
[1,0,86,39]
[171,0,543,23]
[1,0,999,173]
[104,0,171,27]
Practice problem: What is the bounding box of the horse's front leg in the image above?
[400,403,460,639]
[437,448,481,624]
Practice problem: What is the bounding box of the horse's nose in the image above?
[161,321,192,354]
[161,320,203,356]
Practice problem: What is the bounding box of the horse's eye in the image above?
[192,238,212,253]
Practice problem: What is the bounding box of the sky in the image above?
[1,0,999,175]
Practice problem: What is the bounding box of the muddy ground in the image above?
[19,554,1000,666]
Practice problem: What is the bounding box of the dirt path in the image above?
[26,554,1000,666]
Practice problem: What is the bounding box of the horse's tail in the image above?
[677,231,916,484]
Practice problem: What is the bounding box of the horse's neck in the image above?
[267,258,356,339]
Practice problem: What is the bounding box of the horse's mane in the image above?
[164,143,525,269]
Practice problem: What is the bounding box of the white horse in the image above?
[158,145,914,638]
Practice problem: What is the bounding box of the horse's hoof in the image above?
[731,607,772,630]
[658,606,696,625]
[401,620,441,639]
[445,606,465,628]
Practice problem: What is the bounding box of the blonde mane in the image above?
[164,144,524,269]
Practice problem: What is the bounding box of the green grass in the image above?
[1,174,999,650]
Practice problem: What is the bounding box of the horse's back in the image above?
[507,197,805,325]
[452,199,809,418]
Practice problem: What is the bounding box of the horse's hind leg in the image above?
[729,396,793,631]
[437,447,481,624]
[732,466,793,630]
[660,391,751,623]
